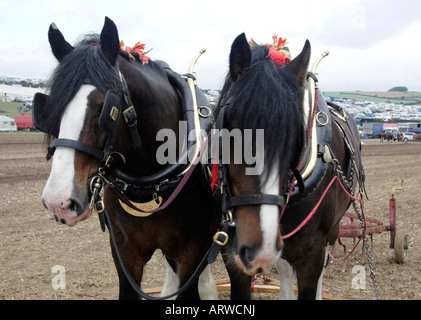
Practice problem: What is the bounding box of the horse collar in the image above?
[99,66,215,217]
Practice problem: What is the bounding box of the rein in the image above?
[90,173,231,300]
[89,137,232,300]
[88,118,228,300]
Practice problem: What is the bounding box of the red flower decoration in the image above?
[272,34,287,49]
[267,35,291,67]
[249,34,291,67]
[120,40,152,64]
[266,45,286,67]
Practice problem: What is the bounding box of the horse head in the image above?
[35,17,129,226]
[219,33,310,274]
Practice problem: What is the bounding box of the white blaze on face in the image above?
[259,166,280,255]
[256,162,281,266]
[239,152,282,273]
[42,85,95,226]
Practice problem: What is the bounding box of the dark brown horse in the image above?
[33,17,222,299]
[214,33,365,299]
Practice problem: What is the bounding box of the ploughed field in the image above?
[0,133,420,300]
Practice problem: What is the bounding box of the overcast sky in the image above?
[1,0,420,91]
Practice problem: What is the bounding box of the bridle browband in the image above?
[48,138,105,160]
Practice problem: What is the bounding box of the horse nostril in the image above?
[68,198,84,216]
[68,199,77,212]
[42,199,48,210]
[239,246,253,269]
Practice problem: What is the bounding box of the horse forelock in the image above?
[44,34,168,144]
[221,45,305,183]
[45,34,122,141]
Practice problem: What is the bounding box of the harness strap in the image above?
[227,194,285,209]
[121,92,142,150]
[50,138,104,160]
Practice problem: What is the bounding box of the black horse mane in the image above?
[221,45,305,180]
[45,34,164,140]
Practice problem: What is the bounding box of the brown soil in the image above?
[0,133,420,300]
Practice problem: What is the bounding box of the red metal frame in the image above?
[338,180,403,249]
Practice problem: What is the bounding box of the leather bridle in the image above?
[213,99,288,219]
[34,73,140,166]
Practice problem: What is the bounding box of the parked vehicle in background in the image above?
[0,115,17,131]
[402,132,414,143]
[14,115,37,131]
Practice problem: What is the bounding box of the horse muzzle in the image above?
[42,193,92,226]
[233,202,283,275]
[235,246,281,275]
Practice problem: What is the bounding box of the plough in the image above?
[338,180,409,263]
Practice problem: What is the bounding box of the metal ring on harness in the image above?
[198,106,212,118]
[316,111,329,126]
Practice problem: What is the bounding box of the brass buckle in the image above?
[123,105,136,123]
[213,231,229,246]
[95,200,105,214]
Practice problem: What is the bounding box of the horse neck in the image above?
[117,59,182,175]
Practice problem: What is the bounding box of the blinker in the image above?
[32,92,56,136]
[99,90,122,136]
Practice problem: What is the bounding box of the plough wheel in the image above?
[394,230,408,263]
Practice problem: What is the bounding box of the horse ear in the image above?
[48,23,74,62]
[100,17,120,66]
[229,33,251,81]
[287,40,311,86]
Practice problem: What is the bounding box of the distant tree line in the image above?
[388,86,408,92]
[0,80,46,88]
